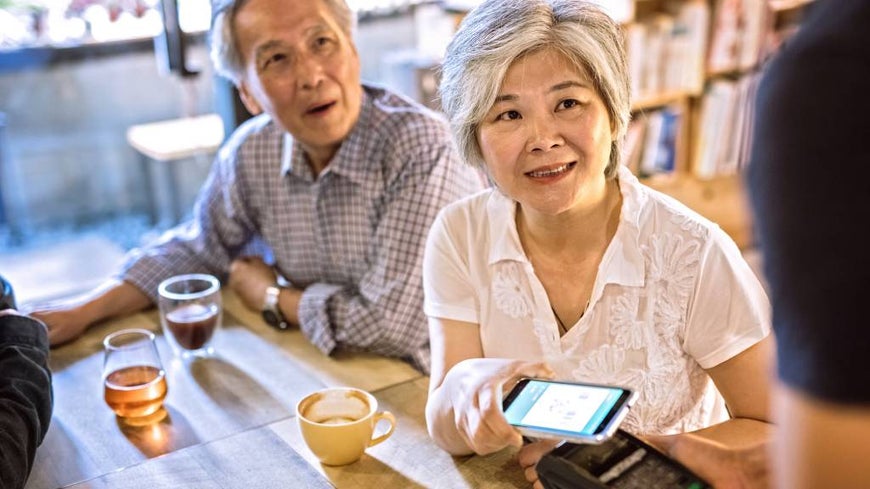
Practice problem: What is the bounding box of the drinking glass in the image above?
[103,328,168,421]
[158,273,222,359]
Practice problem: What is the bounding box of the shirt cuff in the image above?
[298,282,343,356]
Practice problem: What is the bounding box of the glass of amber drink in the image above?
[158,273,222,359]
[103,329,168,421]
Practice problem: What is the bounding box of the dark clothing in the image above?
[0,315,53,489]
[747,0,870,404]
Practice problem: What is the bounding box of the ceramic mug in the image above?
[296,387,396,466]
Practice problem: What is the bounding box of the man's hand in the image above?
[517,438,562,489]
[228,256,277,311]
[645,433,770,489]
[28,307,88,346]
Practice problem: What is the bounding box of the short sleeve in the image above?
[422,208,480,324]
[683,228,771,369]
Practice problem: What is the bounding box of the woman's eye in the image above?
[497,110,521,121]
[559,99,580,110]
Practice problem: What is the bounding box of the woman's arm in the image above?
[425,317,554,456]
[693,336,776,444]
[645,337,776,489]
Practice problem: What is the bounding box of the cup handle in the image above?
[368,411,396,448]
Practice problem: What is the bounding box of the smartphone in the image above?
[502,378,637,445]
[536,429,712,489]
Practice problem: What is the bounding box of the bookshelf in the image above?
[436,0,814,249]
[615,0,814,249]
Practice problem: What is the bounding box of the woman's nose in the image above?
[524,117,564,153]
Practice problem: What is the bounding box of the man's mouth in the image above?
[525,162,576,178]
[307,101,336,115]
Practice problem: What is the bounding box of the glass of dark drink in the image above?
[157,273,222,359]
[103,328,168,422]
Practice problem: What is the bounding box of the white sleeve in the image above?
[683,227,772,369]
[422,208,480,323]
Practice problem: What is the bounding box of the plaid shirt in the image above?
[121,85,484,372]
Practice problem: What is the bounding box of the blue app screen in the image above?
[504,380,623,435]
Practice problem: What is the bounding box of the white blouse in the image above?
[423,166,771,434]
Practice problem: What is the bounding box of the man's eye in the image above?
[261,53,286,70]
[497,110,521,121]
[314,37,334,50]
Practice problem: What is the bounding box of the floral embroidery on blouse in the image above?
[574,230,706,434]
[492,262,533,319]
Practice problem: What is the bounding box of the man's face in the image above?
[234,0,362,165]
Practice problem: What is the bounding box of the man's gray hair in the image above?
[439,0,630,177]
[209,0,356,85]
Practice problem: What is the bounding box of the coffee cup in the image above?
[296,387,396,466]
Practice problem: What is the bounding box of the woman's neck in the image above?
[517,179,622,258]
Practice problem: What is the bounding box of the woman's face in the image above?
[477,48,614,216]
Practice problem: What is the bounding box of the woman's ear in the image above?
[237,83,263,116]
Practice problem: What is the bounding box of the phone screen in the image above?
[503,379,630,438]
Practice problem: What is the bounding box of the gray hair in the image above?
[439,0,630,177]
[209,0,357,85]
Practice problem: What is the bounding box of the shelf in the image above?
[768,0,814,12]
[642,173,754,249]
[631,90,697,111]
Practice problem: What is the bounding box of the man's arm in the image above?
[0,311,52,489]
[30,280,150,346]
[32,139,259,345]
[295,145,481,369]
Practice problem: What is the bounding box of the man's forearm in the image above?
[81,280,153,324]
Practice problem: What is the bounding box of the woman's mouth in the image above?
[525,162,576,178]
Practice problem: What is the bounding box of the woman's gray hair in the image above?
[209,0,356,85]
[439,0,630,178]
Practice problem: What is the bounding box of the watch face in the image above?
[261,310,288,330]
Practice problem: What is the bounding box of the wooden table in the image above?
[26,291,528,488]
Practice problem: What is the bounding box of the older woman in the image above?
[423,0,774,484]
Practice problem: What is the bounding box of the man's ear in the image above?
[237,82,263,115]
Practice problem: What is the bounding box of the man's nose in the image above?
[296,54,325,90]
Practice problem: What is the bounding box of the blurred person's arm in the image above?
[773,384,870,489]
[0,310,52,489]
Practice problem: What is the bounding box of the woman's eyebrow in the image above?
[493,80,590,103]
[550,80,589,92]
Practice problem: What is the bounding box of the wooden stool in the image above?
[126,114,224,227]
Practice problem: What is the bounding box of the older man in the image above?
[32,0,482,372]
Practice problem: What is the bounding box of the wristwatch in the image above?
[261,285,289,330]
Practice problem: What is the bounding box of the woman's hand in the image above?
[436,358,555,455]
[227,256,277,311]
[645,433,770,489]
